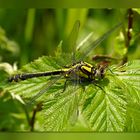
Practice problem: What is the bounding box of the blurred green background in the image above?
[0,8,140,69]
[0,8,140,132]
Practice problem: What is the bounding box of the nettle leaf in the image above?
[6,55,140,131]
[6,54,71,100]
[81,77,127,131]
[42,84,82,131]
[112,60,140,131]
[125,102,140,131]
[113,60,140,103]
[81,60,140,132]
[6,54,83,131]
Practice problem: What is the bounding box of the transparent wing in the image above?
[68,20,81,124]
[64,20,80,63]
[77,22,123,61]
[27,75,63,106]
[25,21,80,108]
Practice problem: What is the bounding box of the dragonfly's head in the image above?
[95,61,109,80]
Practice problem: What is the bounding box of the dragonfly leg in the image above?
[62,79,68,93]
[62,77,81,93]
[91,80,106,93]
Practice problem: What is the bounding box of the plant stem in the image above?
[30,102,42,131]
[122,9,133,64]
[126,8,133,48]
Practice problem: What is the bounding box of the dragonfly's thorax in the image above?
[65,61,106,81]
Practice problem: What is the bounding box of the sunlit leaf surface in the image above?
[6,54,140,131]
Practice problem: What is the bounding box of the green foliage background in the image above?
[0,9,140,132]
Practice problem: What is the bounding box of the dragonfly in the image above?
[8,20,122,105]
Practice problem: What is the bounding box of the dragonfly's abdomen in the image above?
[9,70,65,82]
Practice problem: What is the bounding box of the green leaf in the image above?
[113,60,140,103]
[111,60,140,131]
[6,55,140,131]
[125,102,140,131]
[0,27,19,54]
[42,85,82,131]
[81,77,127,131]
[0,92,28,131]
[81,60,140,131]
[6,54,71,100]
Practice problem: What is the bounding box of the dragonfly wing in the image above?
[78,22,123,61]
[64,20,80,63]
[69,91,79,126]
[27,75,63,106]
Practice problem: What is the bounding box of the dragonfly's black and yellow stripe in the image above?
[9,61,106,82]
